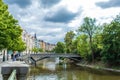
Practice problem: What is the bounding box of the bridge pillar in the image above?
[1,61,29,80]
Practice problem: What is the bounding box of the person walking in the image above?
[11,51,16,61]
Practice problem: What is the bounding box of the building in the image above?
[22,30,34,54]
[45,42,56,52]
[39,40,45,52]
[34,33,40,49]
[22,30,56,54]
[49,44,56,51]
[39,40,56,52]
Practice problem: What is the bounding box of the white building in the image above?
[22,30,34,54]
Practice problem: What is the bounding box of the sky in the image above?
[3,0,120,44]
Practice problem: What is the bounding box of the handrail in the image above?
[8,69,17,80]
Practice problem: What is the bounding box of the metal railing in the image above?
[8,69,17,80]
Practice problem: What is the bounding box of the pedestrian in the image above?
[11,53,13,59]
[12,51,16,61]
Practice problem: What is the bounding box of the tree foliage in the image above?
[75,34,90,59]
[0,0,26,51]
[39,48,43,52]
[64,31,75,53]
[101,14,120,66]
[32,47,39,53]
[78,17,98,62]
[54,42,65,53]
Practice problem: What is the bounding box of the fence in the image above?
[8,69,17,80]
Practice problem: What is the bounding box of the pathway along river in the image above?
[27,58,120,80]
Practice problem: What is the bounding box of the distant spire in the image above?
[34,33,37,39]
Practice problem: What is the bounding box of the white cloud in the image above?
[4,0,120,44]
[37,32,65,44]
[21,16,37,22]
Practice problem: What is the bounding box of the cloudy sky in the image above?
[3,0,120,44]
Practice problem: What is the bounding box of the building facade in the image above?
[22,30,56,54]
[22,30,34,54]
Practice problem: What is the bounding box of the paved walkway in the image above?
[0,58,13,80]
[0,59,29,80]
[0,62,7,80]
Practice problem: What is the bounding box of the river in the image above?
[27,58,120,80]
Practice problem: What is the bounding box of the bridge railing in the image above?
[8,69,17,80]
[30,53,80,58]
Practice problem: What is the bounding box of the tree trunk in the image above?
[3,50,5,62]
[89,36,94,63]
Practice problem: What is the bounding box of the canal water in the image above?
[28,58,120,80]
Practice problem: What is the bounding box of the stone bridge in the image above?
[18,53,81,65]
[30,53,81,58]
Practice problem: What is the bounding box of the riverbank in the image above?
[76,62,120,75]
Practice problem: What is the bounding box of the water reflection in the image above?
[28,58,120,80]
[35,74,57,80]
[44,62,56,71]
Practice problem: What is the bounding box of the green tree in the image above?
[71,40,78,54]
[38,48,43,52]
[64,31,75,53]
[0,0,10,49]
[75,34,90,59]
[78,17,98,63]
[92,33,103,61]
[54,42,65,53]
[32,47,39,53]
[13,37,26,52]
[101,14,120,66]
[0,0,25,51]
